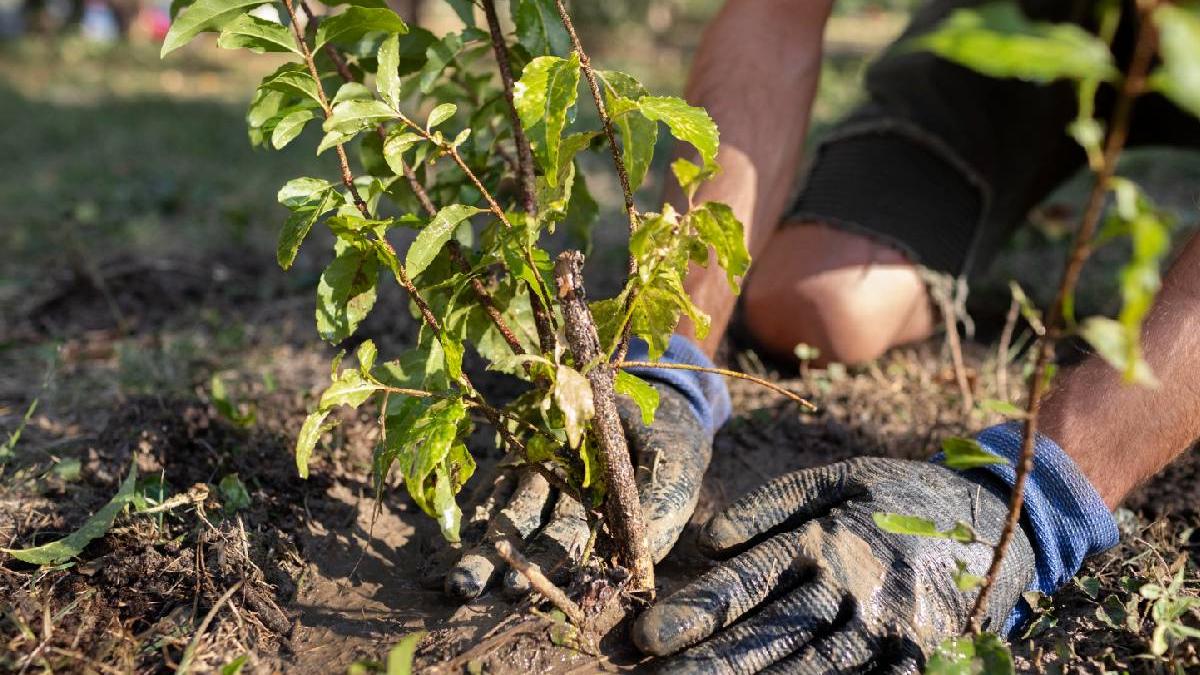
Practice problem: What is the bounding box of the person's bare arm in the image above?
[673,0,835,355]
[1041,232,1200,508]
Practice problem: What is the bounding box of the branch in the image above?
[555,251,654,591]
[282,0,368,215]
[482,0,537,217]
[966,1,1159,631]
[314,33,531,361]
[552,0,637,236]
[494,539,586,626]
[615,361,817,412]
[551,1,645,364]
[392,107,559,353]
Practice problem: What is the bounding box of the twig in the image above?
[552,0,636,236]
[177,580,243,674]
[553,0,642,363]
[136,483,209,515]
[926,271,974,414]
[555,251,653,591]
[966,1,1159,631]
[389,107,559,352]
[481,0,537,217]
[479,0,559,356]
[282,0,368,215]
[614,361,817,412]
[494,539,586,626]
[996,294,1020,403]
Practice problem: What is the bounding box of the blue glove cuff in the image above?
[940,422,1120,635]
[624,335,732,434]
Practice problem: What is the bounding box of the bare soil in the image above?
[2,254,1197,674]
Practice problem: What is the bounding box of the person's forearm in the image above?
[674,0,834,355]
[1041,232,1200,508]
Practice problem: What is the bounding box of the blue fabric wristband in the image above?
[937,422,1120,635]
[624,335,732,434]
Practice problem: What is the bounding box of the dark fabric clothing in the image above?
[789,0,1200,276]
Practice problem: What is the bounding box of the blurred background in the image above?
[0,0,922,394]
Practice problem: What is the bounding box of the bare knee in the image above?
[741,223,932,366]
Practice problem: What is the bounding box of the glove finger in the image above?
[762,619,876,675]
[697,460,861,558]
[654,571,842,675]
[445,471,552,600]
[501,492,589,596]
[627,387,713,561]
[632,527,819,657]
[869,640,922,675]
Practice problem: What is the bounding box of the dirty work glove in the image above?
[443,335,731,599]
[633,423,1119,673]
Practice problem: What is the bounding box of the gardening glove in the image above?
[443,335,731,600]
[633,422,1120,674]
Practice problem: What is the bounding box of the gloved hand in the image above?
[442,335,731,599]
[634,424,1119,674]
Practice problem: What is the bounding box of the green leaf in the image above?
[271,109,315,149]
[385,631,427,675]
[221,655,249,675]
[419,31,462,94]
[514,56,558,129]
[218,473,252,512]
[1,398,38,462]
[426,102,457,129]
[913,3,1117,84]
[324,99,397,134]
[689,202,750,291]
[331,81,374,105]
[670,157,709,198]
[216,13,299,53]
[376,33,401,110]
[554,364,595,449]
[637,96,719,169]
[615,371,659,426]
[952,559,985,592]
[601,70,657,191]
[939,436,1007,470]
[357,339,378,375]
[515,54,581,180]
[277,184,339,269]
[210,374,255,427]
[259,62,323,107]
[380,399,472,541]
[316,242,380,342]
[1079,316,1158,387]
[4,463,138,565]
[314,6,407,50]
[511,0,570,57]
[1150,4,1200,120]
[926,633,1014,675]
[406,204,483,278]
[161,0,268,56]
[320,369,383,410]
[872,512,978,543]
[383,129,425,175]
[295,409,337,478]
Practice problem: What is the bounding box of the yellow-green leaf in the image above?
[914,3,1117,84]
[161,0,267,56]
[314,6,407,50]
[4,463,139,564]
[405,204,483,278]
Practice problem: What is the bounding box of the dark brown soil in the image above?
[2,257,1198,674]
